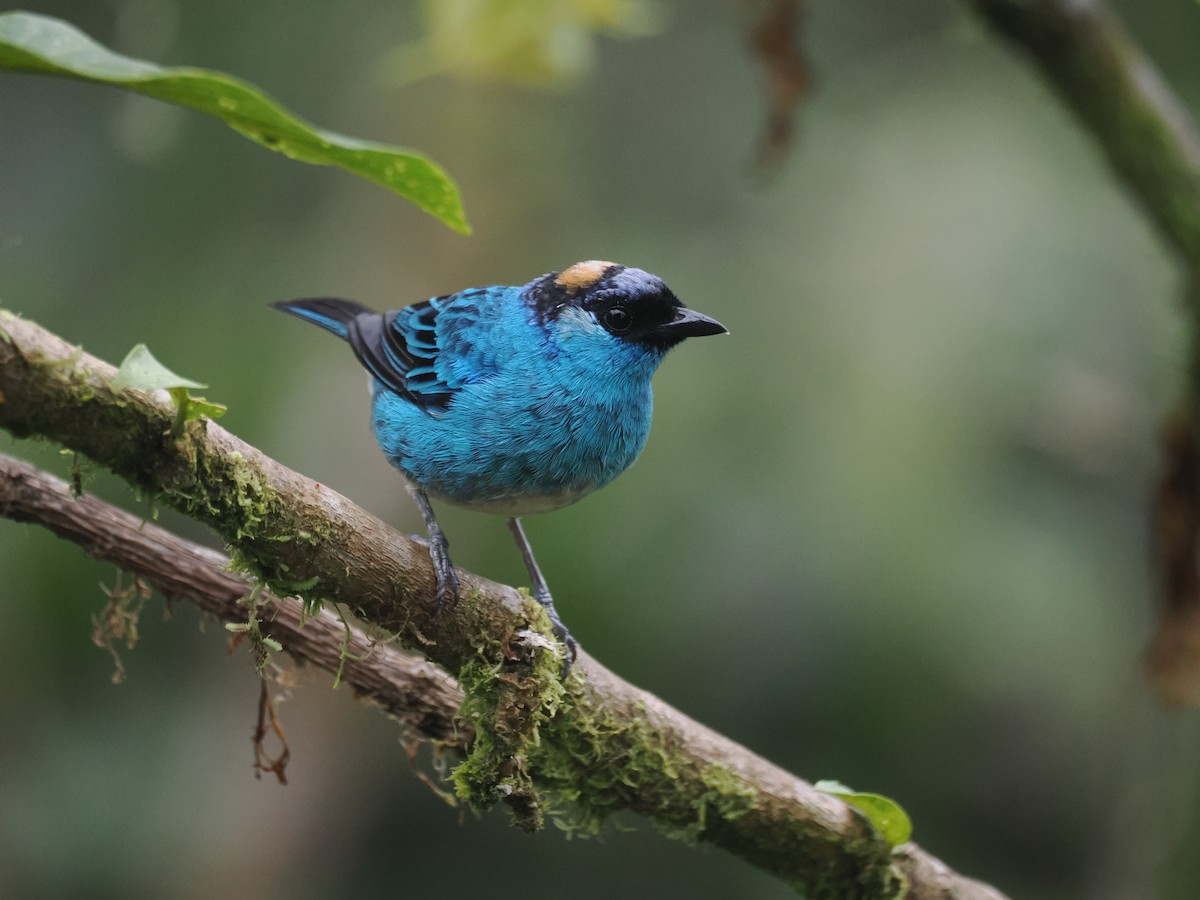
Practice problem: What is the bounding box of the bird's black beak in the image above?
[658,307,728,340]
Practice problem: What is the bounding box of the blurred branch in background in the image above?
[378,0,816,178]
[0,312,1009,898]
[747,0,811,178]
[973,0,1200,704]
[972,0,1200,262]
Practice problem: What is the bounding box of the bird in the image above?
[272,260,727,673]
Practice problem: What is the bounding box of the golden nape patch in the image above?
[555,260,617,292]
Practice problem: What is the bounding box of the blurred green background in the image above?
[3,1,1199,897]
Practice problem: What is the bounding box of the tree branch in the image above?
[973,0,1200,266]
[972,0,1200,704]
[0,310,1008,898]
[0,451,466,744]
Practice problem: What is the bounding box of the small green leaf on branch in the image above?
[111,342,227,434]
[111,342,205,393]
[814,780,912,847]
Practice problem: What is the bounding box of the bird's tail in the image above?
[271,298,376,340]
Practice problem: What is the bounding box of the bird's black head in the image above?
[528,261,727,350]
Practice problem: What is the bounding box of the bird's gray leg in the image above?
[409,488,460,615]
[507,517,577,672]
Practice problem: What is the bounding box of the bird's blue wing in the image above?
[365,286,508,412]
[277,287,511,413]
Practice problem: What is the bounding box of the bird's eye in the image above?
[603,305,633,334]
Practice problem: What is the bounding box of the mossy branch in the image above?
[0,451,465,742]
[0,310,1008,899]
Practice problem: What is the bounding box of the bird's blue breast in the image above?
[369,285,664,516]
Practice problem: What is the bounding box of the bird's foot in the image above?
[552,623,578,678]
[532,585,577,676]
[409,488,459,616]
[426,535,460,617]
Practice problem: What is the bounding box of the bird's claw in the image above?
[533,588,577,677]
[554,623,578,678]
[430,572,459,617]
[426,541,460,616]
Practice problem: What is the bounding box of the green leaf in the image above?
[167,388,228,424]
[111,343,205,393]
[0,11,469,234]
[814,780,913,847]
[112,344,226,428]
